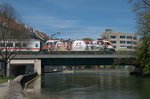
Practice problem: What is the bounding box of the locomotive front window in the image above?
[47,42,53,45]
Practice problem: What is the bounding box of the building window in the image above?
[111,41,116,44]
[133,42,137,44]
[127,36,132,39]
[120,45,126,48]
[127,41,132,44]
[120,41,126,44]
[133,47,137,49]
[127,46,132,49]
[110,35,116,39]
[103,36,107,39]
[120,36,126,39]
[133,37,137,40]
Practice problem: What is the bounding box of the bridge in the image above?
[0,51,135,77]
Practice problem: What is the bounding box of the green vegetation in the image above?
[82,37,93,41]
[0,77,14,83]
[130,0,150,75]
[136,36,150,74]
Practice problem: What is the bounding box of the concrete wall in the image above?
[8,73,38,98]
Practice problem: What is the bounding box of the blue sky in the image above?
[0,0,136,40]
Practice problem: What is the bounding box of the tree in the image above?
[130,0,150,74]
[0,3,29,77]
[82,37,93,41]
[136,36,150,74]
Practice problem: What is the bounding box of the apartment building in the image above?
[102,29,138,51]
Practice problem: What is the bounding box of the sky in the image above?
[0,0,136,40]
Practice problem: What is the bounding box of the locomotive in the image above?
[42,39,115,52]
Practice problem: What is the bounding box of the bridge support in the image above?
[34,59,41,75]
[6,63,10,77]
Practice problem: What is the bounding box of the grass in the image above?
[0,77,14,83]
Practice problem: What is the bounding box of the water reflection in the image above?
[27,70,150,99]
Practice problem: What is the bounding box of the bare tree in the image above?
[0,3,30,77]
[130,0,150,35]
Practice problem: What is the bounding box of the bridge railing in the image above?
[17,51,135,55]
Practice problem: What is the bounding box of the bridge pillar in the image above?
[34,59,41,75]
[6,62,10,77]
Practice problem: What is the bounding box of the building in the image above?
[102,29,138,51]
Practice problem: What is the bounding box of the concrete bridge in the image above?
[0,51,135,77]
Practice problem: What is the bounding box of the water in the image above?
[29,70,150,99]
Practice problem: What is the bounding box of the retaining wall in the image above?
[8,72,38,99]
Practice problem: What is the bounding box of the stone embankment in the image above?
[8,72,38,99]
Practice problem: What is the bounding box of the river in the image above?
[27,70,150,99]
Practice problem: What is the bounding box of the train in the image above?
[0,39,115,53]
[0,39,41,52]
[42,39,115,52]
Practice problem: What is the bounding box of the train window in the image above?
[54,42,57,45]
[47,42,53,45]
[22,43,27,47]
[0,43,5,47]
[15,43,21,47]
[35,43,38,47]
[6,43,13,47]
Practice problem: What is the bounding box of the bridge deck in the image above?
[0,51,135,59]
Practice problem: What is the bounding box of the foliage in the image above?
[82,37,93,41]
[130,0,150,74]
[0,77,13,83]
[136,36,150,73]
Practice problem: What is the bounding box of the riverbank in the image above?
[0,82,8,99]
[63,69,130,73]
[0,77,13,83]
